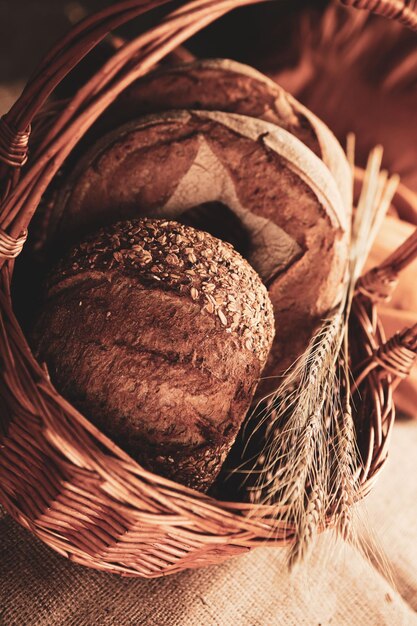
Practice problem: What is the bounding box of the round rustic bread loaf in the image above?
[32,218,275,491]
[51,110,348,389]
[94,58,352,213]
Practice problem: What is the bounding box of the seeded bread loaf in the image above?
[51,110,348,389]
[32,218,275,491]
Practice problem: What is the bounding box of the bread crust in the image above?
[32,218,275,491]
[94,58,352,214]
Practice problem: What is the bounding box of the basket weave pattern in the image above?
[0,0,416,577]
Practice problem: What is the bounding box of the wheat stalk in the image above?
[288,483,324,567]
[238,140,399,564]
[332,405,356,541]
[246,309,344,558]
[329,145,399,541]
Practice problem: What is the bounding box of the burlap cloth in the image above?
[0,421,416,626]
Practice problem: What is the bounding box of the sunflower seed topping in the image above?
[55,218,275,360]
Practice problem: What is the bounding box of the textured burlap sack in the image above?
[1,422,417,626]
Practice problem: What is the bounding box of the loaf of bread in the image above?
[32,218,275,491]
[51,110,348,389]
[94,59,352,213]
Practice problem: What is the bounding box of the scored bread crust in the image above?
[32,218,275,491]
[94,58,352,216]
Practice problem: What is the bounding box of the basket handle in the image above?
[357,225,417,301]
[1,1,171,135]
[354,322,417,389]
[340,0,417,31]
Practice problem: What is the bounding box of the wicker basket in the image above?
[0,0,416,578]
